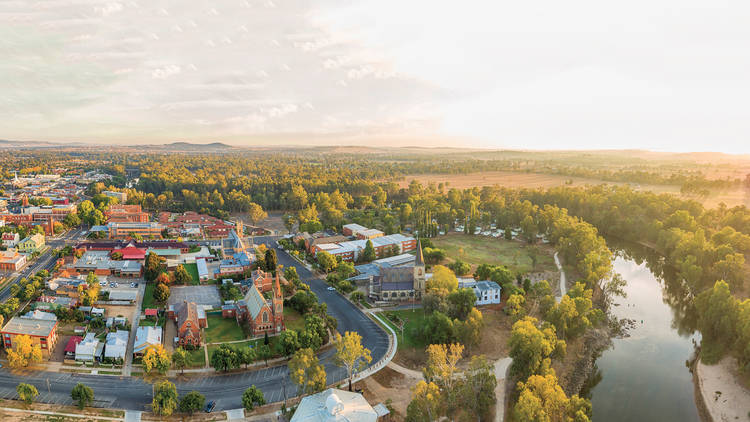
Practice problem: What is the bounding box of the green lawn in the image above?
[283,308,305,332]
[431,234,555,274]
[204,315,246,343]
[207,337,280,361]
[378,309,429,350]
[186,348,206,367]
[182,263,200,285]
[142,283,157,309]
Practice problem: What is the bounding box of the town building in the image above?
[0,249,26,271]
[1,316,59,357]
[106,222,164,239]
[75,332,102,362]
[17,233,45,254]
[196,257,210,281]
[102,190,128,203]
[226,272,284,336]
[168,301,206,347]
[105,204,148,223]
[368,240,426,301]
[71,250,142,277]
[158,211,234,238]
[347,253,416,283]
[342,223,368,237]
[133,326,163,357]
[291,388,382,422]
[2,232,20,248]
[357,229,385,240]
[458,280,502,305]
[314,234,417,262]
[75,240,190,254]
[104,330,129,360]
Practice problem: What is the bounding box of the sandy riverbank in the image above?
[695,356,750,422]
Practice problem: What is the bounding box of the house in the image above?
[133,326,163,357]
[230,272,284,336]
[1,316,59,358]
[458,280,502,306]
[246,268,275,293]
[17,233,45,253]
[33,295,77,311]
[144,308,158,318]
[106,290,137,303]
[169,301,206,347]
[64,336,82,359]
[2,232,19,248]
[75,333,101,362]
[104,330,129,360]
[291,388,380,422]
[0,249,26,271]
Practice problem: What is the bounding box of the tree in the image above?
[505,293,526,319]
[7,335,43,368]
[695,280,739,362]
[333,331,372,391]
[248,203,268,225]
[405,381,441,422]
[172,347,188,374]
[283,213,298,233]
[152,380,178,417]
[447,288,476,319]
[423,343,463,390]
[143,344,171,374]
[144,252,163,282]
[154,282,170,303]
[521,215,538,243]
[446,260,471,276]
[316,251,337,273]
[459,356,497,421]
[289,348,326,396]
[16,383,38,405]
[173,265,191,285]
[509,317,566,380]
[336,261,355,279]
[210,344,240,372]
[457,307,484,348]
[362,240,376,262]
[426,265,458,293]
[278,330,301,358]
[179,391,205,415]
[71,383,94,409]
[514,372,591,422]
[242,386,266,411]
[238,347,256,368]
[545,283,603,340]
[264,248,278,273]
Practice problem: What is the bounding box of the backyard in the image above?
[431,234,555,274]
[181,263,201,285]
[142,283,157,309]
[204,314,246,343]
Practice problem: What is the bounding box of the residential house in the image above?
[133,326,163,357]
[75,333,101,362]
[104,330,128,360]
[1,316,59,358]
[458,280,502,306]
[64,336,82,359]
[2,232,19,248]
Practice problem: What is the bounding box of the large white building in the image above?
[291,389,382,422]
[458,280,502,306]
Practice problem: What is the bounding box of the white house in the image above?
[458,280,502,306]
[291,388,379,422]
[75,333,99,362]
[133,326,163,357]
[104,330,129,360]
[2,232,20,248]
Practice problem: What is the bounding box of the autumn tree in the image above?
[71,383,94,409]
[405,381,441,422]
[152,380,178,416]
[7,335,43,368]
[172,347,188,374]
[514,371,591,422]
[509,317,566,380]
[422,343,463,414]
[316,251,337,273]
[333,331,372,391]
[154,283,170,303]
[289,348,326,396]
[143,344,172,374]
[426,265,458,293]
[173,265,191,285]
[144,252,163,282]
[248,203,268,225]
[545,282,603,340]
[16,383,38,405]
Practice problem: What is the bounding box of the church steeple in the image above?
[415,238,424,267]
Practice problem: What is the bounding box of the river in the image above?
[588,250,701,422]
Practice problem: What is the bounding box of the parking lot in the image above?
[167,285,222,308]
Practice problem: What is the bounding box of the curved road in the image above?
[0,236,389,411]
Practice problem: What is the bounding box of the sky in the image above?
[2,0,750,153]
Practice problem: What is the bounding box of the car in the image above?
[130,282,136,288]
[204,401,216,413]
[327,287,336,291]
[99,281,107,286]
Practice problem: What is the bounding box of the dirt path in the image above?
[554,252,567,301]
[494,357,512,422]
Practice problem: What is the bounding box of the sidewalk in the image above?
[0,406,124,421]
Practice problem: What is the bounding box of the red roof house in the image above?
[113,244,147,260]
[144,308,158,317]
[64,335,83,358]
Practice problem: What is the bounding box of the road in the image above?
[0,234,389,411]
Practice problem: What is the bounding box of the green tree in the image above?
[152,380,178,417]
[179,391,205,415]
[172,347,188,374]
[71,383,94,409]
[16,383,38,405]
[447,288,476,319]
[521,215,538,243]
[242,386,266,411]
[289,348,326,396]
[695,280,739,362]
[362,240,377,262]
[509,317,566,380]
[459,356,497,421]
[173,265,191,285]
[144,252,163,282]
[316,251,337,273]
[238,347,256,368]
[278,330,301,358]
[210,344,240,372]
[264,248,278,272]
[154,283,170,303]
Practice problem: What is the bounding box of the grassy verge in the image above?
[142,282,157,309]
[204,315,246,343]
[186,348,206,367]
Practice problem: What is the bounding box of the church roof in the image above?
[415,238,424,266]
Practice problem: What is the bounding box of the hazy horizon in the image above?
[3,0,750,153]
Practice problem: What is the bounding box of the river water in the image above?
[588,253,701,422]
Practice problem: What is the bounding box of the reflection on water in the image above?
[590,242,700,422]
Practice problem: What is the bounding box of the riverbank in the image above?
[695,356,750,422]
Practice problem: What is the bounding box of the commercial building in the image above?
[1,316,59,357]
[107,222,164,239]
[313,234,417,262]
[17,233,45,253]
[342,223,368,237]
[157,211,233,238]
[1,232,19,248]
[105,204,148,223]
[72,250,142,277]
[102,190,128,203]
[0,249,26,271]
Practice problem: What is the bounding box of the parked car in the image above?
[130,282,136,288]
[109,282,116,288]
[99,281,107,287]
[205,401,216,413]
[327,287,336,291]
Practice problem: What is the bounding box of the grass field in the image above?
[283,307,305,332]
[142,283,157,309]
[182,263,200,285]
[205,314,246,343]
[379,309,429,351]
[431,234,555,274]
[207,337,280,361]
[186,348,206,367]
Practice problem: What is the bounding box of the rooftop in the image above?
[1,316,57,337]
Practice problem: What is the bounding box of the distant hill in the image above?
[156,141,235,151]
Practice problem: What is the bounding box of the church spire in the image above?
[415,238,424,266]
